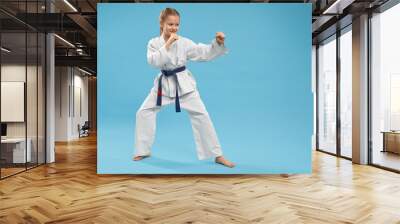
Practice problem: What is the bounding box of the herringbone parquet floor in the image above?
[1,134,400,224]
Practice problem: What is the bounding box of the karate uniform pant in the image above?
[134,90,223,160]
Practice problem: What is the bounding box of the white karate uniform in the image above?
[134,35,228,160]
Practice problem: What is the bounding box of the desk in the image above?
[382,131,400,154]
[1,138,31,163]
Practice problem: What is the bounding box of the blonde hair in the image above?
[159,8,180,34]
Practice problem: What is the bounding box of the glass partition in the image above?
[0,1,46,179]
[1,30,28,177]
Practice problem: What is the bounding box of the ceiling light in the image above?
[54,34,75,48]
[322,0,354,15]
[78,67,93,76]
[63,0,78,12]
[1,47,11,53]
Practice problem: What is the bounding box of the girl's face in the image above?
[162,15,180,37]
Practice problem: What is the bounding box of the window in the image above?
[317,35,337,154]
[371,3,400,171]
[339,27,352,158]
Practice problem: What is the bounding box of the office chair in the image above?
[79,121,90,138]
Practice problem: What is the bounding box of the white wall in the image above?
[1,65,26,131]
[1,65,41,138]
[55,67,89,141]
[55,66,69,141]
[71,72,89,139]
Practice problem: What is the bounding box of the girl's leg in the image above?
[134,91,171,159]
[180,91,224,160]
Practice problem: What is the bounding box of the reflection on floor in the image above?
[0,167,25,177]
[340,147,352,158]
[0,163,41,178]
[373,150,400,171]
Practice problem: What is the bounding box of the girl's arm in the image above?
[147,40,172,68]
[186,38,228,62]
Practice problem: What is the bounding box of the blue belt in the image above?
[157,66,186,112]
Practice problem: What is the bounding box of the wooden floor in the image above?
[1,135,400,224]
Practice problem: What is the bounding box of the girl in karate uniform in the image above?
[133,8,235,168]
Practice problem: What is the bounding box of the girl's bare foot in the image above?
[215,156,235,168]
[132,155,150,161]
